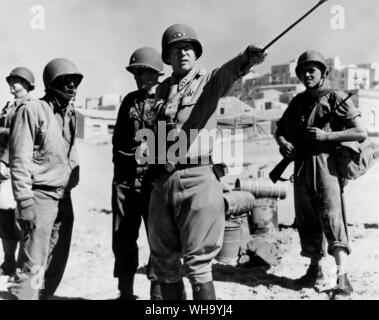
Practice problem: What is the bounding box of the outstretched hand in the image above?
[247,45,268,65]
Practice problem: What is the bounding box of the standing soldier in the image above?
[147,23,267,300]
[275,50,367,299]
[0,67,34,278]
[112,47,163,300]
[8,58,82,300]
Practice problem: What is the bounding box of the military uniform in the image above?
[0,96,32,276]
[8,59,82,300]
[276,81,360,259]
[148,49,263,290]
[8,94,79,299]
[112,89,158,296]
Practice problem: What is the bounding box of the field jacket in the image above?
[9,97,79,207]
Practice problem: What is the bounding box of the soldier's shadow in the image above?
[44,295,88,300]
[136,258,301,292]
[212,259,301,292]
[0,290,87,300]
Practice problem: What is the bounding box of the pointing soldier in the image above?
[147,23,267,300]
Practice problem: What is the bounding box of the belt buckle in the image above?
[165,161,176,173]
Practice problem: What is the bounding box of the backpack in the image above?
[329,91,376,180]
[334,139,375,180]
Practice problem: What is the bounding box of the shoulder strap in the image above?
[328,89,337,113]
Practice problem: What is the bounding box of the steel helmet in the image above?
[161,23,203,65]
[6,67,35,90]
[43,58,83,88]
[295,50,328,79]
[126,47,164,75]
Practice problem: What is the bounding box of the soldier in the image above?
[275,50,367,299]
[0,67,34,278]
[8,58,82,300]
[147,23,267,300]
[112,47,164,300]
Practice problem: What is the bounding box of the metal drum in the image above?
[235,178,287,199]
[215,220,242,266]
[223,190,255,217]
[230,213,251,244]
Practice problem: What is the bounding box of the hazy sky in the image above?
[0,0,378,107]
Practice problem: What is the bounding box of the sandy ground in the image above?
[0,137,378,300]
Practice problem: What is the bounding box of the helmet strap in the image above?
[46,88,74,108]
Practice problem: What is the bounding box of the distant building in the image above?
[357,62,379,89]
[271,59,299,85]
[253,73,272,86]
[84,93,122,111]
[99,93,122,111]
[253,56,379,91]
[76,109,118,140]
[217,96,252,116]
[337,66,370,90]
[350,89,379,136]
[326,57,343,88]
[254,83,304,94]
[251,89,287,111]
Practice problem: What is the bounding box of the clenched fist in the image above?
[247,45,267,65]
[304,127,329,141]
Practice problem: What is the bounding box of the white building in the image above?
[217,96,252,117]
[76,109,118,140]
[337,66,370,90]
[326,57,343,88]
[271,60,299,84]
[357,62,379,89]
[350,89,379,136]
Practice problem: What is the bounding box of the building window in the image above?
[220,107,225,115]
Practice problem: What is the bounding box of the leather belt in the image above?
[165,157,213,173]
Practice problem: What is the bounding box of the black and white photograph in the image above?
[0,0,378,303]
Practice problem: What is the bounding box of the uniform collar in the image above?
[43,92,75,116]
[305,79,333,100]
[14,92,32,103]
[171,68,199,91]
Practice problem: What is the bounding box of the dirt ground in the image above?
[0,137,378,300]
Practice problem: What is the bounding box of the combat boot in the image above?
[192,281,216,300]
[331,273,353,299]
[0,239,17,276]
[117,276,136,300]
[0,260,16,277]
[294,264,325,288]
[160,279,187,300]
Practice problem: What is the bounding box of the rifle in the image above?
[269,91,354,184]
[269,157,293,184]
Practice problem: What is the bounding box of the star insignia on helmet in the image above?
[173,32,186,39]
